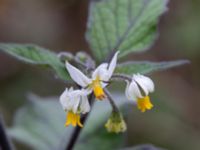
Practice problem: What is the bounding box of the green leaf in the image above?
[115,60,189,75]
[8,93,128,150]
[0,43,69,80]
[7,94,72,150]
[86,0,168,61]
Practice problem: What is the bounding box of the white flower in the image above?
[66,51,119,100]
[125,74,155,112]
[59,88,90,127]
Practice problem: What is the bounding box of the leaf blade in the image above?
[0,43,70,80]
[115,60,189,75]
[8,94,129,150]
[86,0,168,61]
[7,95,72,150]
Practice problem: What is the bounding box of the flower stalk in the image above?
[111,73,132,82]
[0,115,15,150]
[104,89,127,133]
[104,88,119,113]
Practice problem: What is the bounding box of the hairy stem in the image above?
[112,73,132,82]
[0,115,15,150]
[66,94,94,150]
[58,52,95,72]
[104,89,119,113]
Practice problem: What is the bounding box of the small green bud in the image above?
[75,52,95,69]
[105,111,127,133]
[75,51,88,61]
[57,52,74,61]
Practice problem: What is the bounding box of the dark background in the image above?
[0,0,199,149]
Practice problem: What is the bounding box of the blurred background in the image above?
[0,0,199,149]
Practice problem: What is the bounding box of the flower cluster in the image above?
[59,51,155,131]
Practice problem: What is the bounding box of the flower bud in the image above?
[105,111,127,133]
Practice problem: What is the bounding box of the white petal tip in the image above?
[116,51,120,54]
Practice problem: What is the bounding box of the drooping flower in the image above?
[125,74,155,112]
[59,88,90,127]
[66,51,119,100]
[105,111,127,133]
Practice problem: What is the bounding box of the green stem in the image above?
[104,88,119,113]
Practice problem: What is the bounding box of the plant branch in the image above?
[73,57,90,70]
[111,73,132,82]
[65,94,94,150]
[0,115,15,150]
[104,88,119,113]
[58,51,95,72]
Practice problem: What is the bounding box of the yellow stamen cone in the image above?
[71,113,77,127]
[90,76,106,100]
[65,111,83,127]
[77,115,83,128]
[65,112,72,127]
[93,84,106,100]
[137,96,153,112]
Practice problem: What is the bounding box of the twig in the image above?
[73,58,89,71]
[65,94,94,150]
[104,88,119,113]
[111,73,132,82]
[0,115,15,150]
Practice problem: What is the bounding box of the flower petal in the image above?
[125,82,137,104]
[139,75,154,92]
[125,82,132,100]
[72,95,81,113]
[92,63,108,80]
[108,51,119,78]
[129,80,143,98]
[59,88,69,110]
[133,74,154,95]
[80,95,90,114]
[66,62,91,87]
[60,89,78,110]
[101,82,108,88]
[69,87,74,92]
